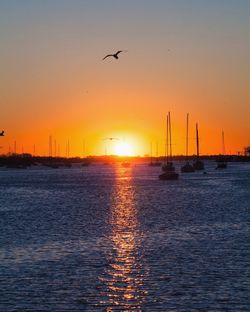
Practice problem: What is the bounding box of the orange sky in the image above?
[1,1,249,156]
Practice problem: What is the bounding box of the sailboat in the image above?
[193,123,205,170]
[149,142,162,166]
[81,140,91,166]
[159,112,179,180]
[181,113,194,173]
[216,131,227,169]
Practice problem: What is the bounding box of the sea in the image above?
[0,161,249,311]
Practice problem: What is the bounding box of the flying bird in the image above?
[0,130,4,136]
[102,50,127,60]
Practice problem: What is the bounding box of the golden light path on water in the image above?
[99,165,148,311]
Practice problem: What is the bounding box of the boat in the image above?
[149,142,162,166]
[181,113,194,173]
[216,159,227,169]
[159,112,179,180]
[81,141,91,166]
[193,123,205,171]
[216,131,227,169]
[160,161,179,180]
[181,162,194,172]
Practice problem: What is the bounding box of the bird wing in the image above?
[102,54,113,60]
[116,50,128,55]
[115,50,123,56]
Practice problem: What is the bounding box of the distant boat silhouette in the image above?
[0,130,4,136]
[216,131,227,169]
[149,142,162,167]
[181,114,194,173]
[102,50,127,60]
[193,123,205,171]
[159,112,179,180]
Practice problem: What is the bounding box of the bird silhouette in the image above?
[0,130,4,136]
[102,50,127,60]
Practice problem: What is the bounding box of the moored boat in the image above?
[159,112,179,180]
[149,142,162,167]
[160,161,179,180]
[216,131,227,169]
[181,114,194,173]
[193,123,204,171]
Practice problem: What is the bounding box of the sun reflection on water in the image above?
[100,166,148,311]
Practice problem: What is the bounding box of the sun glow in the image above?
[114,142,133,156]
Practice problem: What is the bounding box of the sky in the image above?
[0,0,249,156]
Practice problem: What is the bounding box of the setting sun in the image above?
[114,142,133,156]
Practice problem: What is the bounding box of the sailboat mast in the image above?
[150,141,153,164]
[186,113,189,160]
[169,112,172,161]
[196,123,200,158]
[82,139,87,158]
[222,131,225,155]
[165,114,169,162]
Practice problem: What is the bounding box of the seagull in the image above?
[0,130,4,136]
[102,50,127,60]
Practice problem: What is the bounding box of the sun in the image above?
[114,142,133,156]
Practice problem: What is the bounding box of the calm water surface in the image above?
[0,162,249,311]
